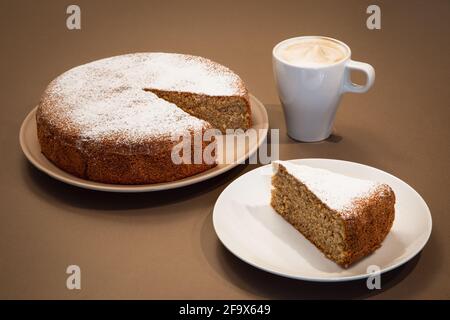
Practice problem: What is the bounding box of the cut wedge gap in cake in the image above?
[144,88,252,133]
[270,160,395,268]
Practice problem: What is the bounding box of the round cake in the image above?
[36,53,251,184]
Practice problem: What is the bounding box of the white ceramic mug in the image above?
[273,36,375,142]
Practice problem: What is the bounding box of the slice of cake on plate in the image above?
[270,160,395,268]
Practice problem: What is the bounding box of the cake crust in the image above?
[339,189,395,266]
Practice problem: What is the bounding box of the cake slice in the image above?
[270,161,395,268]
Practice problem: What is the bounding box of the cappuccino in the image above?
[276,37,348,67]
[273,36,375,141]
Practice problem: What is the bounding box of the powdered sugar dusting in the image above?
[273,161,381,212]
[41,52,245,142]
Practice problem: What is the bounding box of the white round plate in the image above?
[19,94,268,192]
[213,159,432,282]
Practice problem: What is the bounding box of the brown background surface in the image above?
[1,0,449,299]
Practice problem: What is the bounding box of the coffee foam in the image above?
[277,38,348,66]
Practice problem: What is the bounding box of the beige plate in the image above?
[19,94,269,192]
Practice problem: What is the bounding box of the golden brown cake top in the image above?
[38,52,247,144]
[273,161,393,217]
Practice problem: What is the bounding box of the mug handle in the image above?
[342,60,375,93]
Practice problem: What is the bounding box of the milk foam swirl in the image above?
[277,38,348,66]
